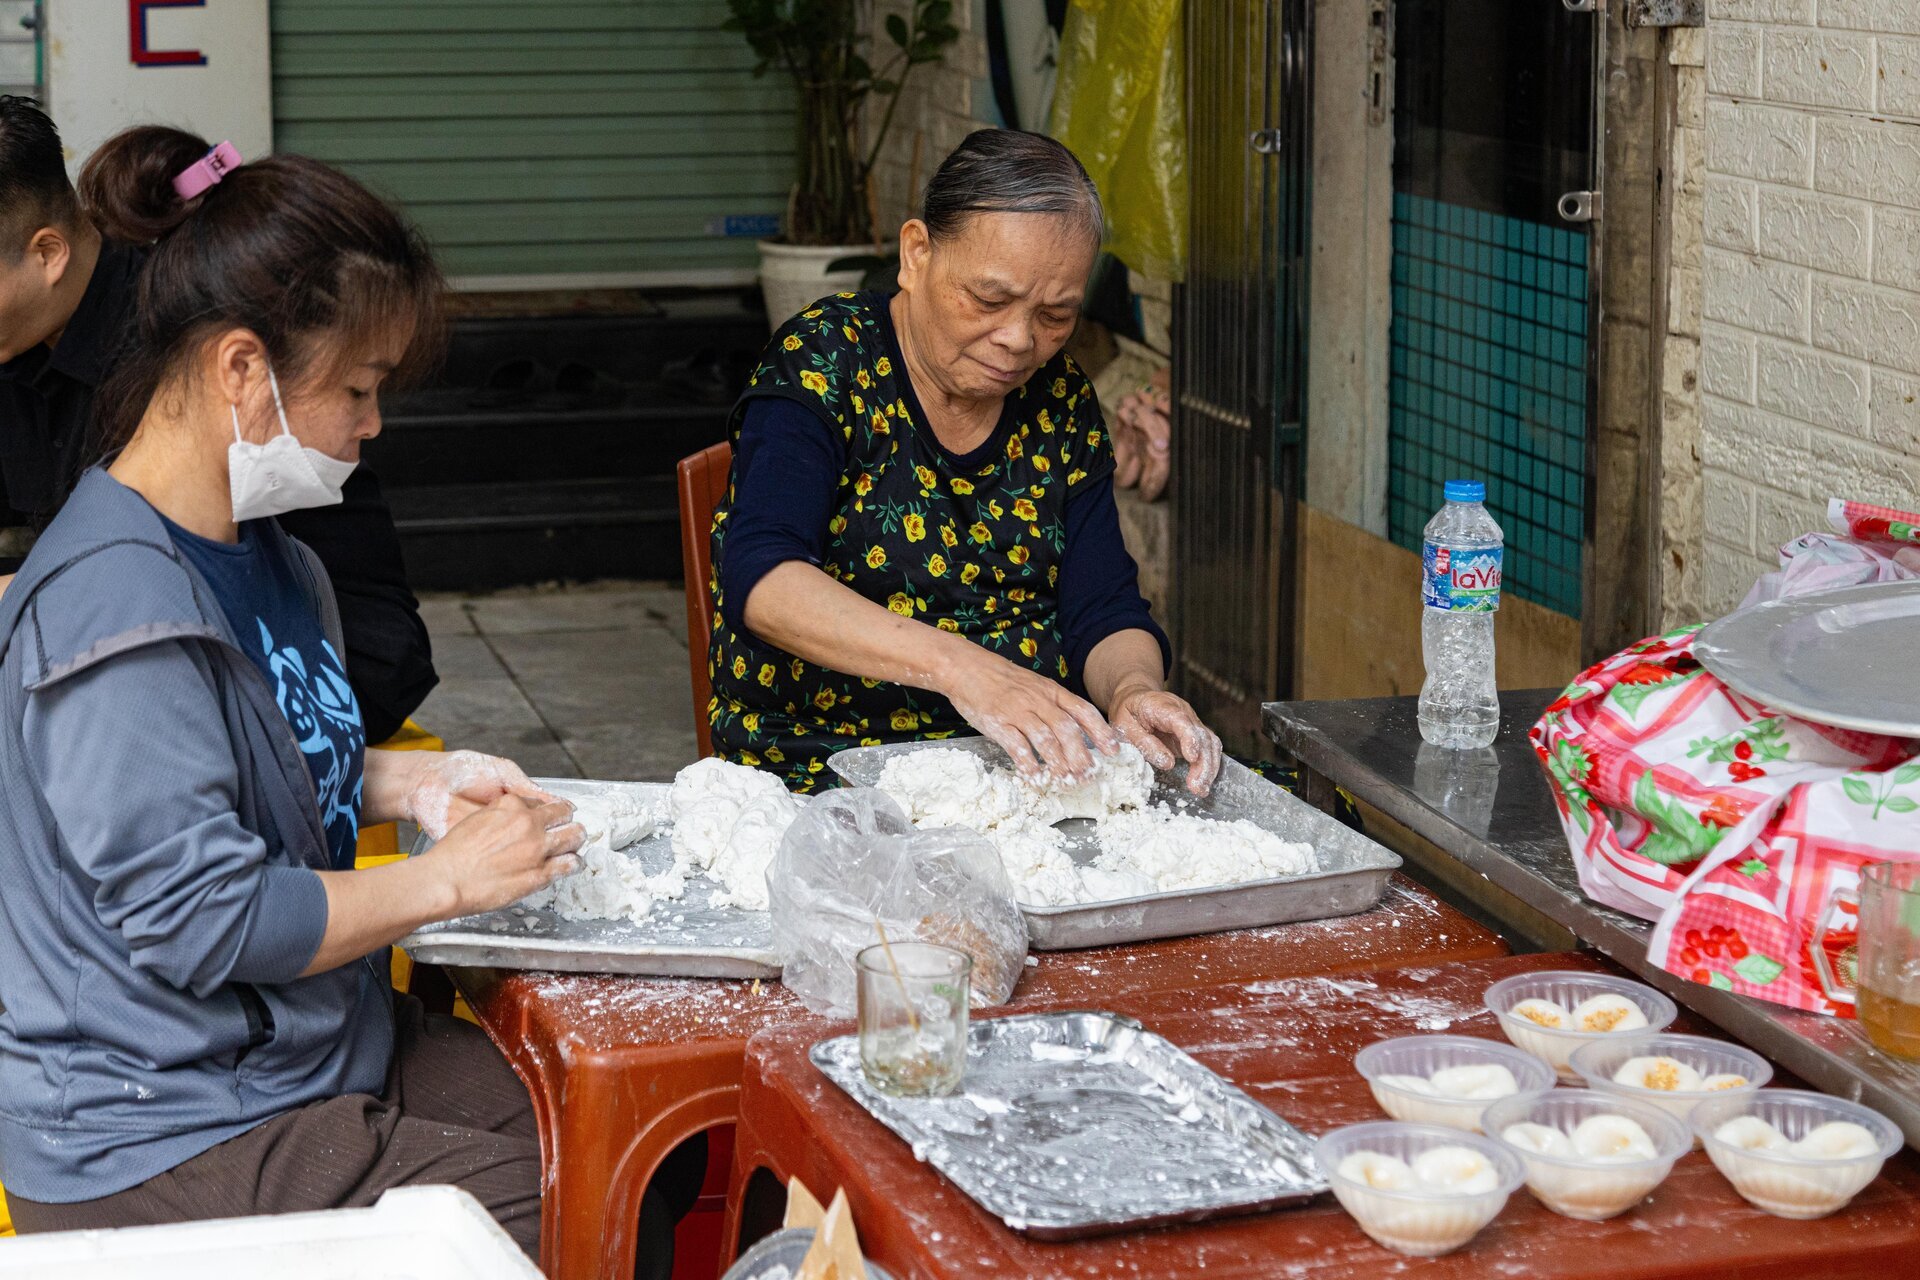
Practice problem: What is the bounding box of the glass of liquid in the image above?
[857,940,971,1097]
[1857,861,1920,1059]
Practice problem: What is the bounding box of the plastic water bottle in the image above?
[1418,480,1503,749]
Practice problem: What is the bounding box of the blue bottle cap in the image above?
[1444,479,1485,503]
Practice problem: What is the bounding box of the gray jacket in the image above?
[0,468,392,1203]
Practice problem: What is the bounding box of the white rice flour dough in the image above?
[875,745,1316,905]
[518,760,802,922]
[667,757,803,910]
[519,788,680,924]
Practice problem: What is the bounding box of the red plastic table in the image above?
[721,951,1920,1279]
[455,875,1506,1278]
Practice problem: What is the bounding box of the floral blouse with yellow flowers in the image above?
[706,291,1168,791]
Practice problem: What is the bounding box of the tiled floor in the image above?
[413,581,701,782]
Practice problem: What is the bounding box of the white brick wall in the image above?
[1691,5,1920,617]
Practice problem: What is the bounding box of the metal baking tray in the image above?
[1696,580,1920,737]
[397,779,782,979]
[828,737,1402,949]
[811,1010,1325,1239]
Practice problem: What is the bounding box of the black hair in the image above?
[78,125,445,450]
[0,96,82,252]
[920,129,1104,246]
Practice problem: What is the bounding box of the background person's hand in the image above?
[404,749,566,839]
[942,649,1122,782]
[1109,685,1223,796]
[1111,367,1172,502]
[417,793,584,917]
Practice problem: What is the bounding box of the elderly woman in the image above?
[707,129,1221,793]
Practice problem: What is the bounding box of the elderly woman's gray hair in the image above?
[920,129,1105,248]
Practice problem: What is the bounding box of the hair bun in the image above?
[78,124,213,243]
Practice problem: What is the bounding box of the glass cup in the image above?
[1855,861,1920,1059]
[856,940,971,1097]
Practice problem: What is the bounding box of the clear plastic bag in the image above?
[767,788,1028,1018]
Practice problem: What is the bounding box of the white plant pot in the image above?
[756,240,889,333]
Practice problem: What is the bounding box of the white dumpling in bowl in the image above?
[1570,1114,1658,1163]
[1714,1116,1789,1152]
[1508,997,1571,1030]
[1339,1150,1414,1189]
[1791,1121,1881,1161]
[1502,1122,1575,1158]
[1377,1074,1438,1096]
[1569,993,1649,1034]
[1612,1055,1704,1092]
[1428,1063,1521,1101]
[1411,1146,1502,1196]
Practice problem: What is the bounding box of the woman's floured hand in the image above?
[420,793,585,917]
[405,749,568,840]
[1109,686,1223,796]
[942,649,1122,782]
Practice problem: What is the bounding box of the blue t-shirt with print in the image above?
[163,516,365,870]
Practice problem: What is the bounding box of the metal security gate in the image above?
[1171,0,1310,750]
[270,0,794,289]
[0,1,37,97]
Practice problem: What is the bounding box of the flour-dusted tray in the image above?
[828,737,1402,949]
[396,779,782,979]
[811,1010,1325,1239]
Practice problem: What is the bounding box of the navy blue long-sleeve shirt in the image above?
[720,395,1170,693]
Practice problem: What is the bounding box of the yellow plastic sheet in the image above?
[1050,0,1187,282]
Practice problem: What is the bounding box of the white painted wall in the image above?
[1695,0,1920,614]
[45,0,270,175]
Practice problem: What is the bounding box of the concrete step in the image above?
[388,477,682,592]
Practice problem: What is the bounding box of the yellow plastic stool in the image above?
[1,1184,11,1237]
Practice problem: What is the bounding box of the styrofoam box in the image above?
[0,1186,538,1279]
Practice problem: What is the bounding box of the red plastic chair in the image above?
[677,442,733,758]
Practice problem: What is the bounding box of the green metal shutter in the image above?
[270,0,794,286]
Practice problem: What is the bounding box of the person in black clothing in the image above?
[0,97,436,742]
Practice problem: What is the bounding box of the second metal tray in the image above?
[397,779,782,980]
[828,737,1402,949]
[811,1010,1326,1239]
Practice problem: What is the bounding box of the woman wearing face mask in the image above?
[0,128,583,1257]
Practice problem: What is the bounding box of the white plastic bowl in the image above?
[1314,1121,1525,1257]
[1570,1032,1772,1138]
[1353,1035,1555,1132]
[1483,1088,1690,1220]
[1483,971,1678,1083]
[1692,1089,1902,1219]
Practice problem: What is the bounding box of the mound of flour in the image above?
[519,787,680,924]
[875,745,1316,905]
[667,758,803,910]
[517,760,803,922]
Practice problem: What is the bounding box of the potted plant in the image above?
[726,0,961,328]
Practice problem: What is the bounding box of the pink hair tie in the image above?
[172,140,243,200]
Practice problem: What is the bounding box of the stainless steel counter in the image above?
[1265,690,1920,1150]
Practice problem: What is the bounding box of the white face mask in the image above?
[228,364,357,522]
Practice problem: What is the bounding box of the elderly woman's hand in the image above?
[941,648,1123,782]
[1108,684,1223,796]
[404,750,569,841]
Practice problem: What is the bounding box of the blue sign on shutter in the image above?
[707,214,783,238]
